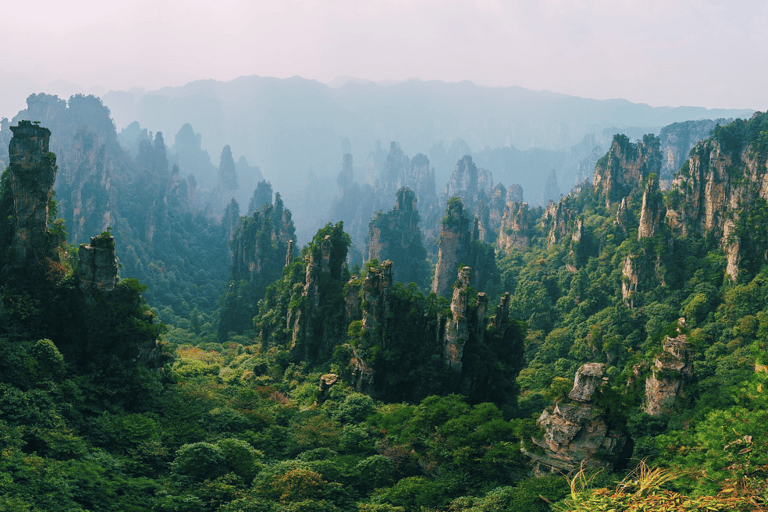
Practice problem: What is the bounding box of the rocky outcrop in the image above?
[528,363,626,473]
[230,195,295,283]
[474,183,525,245]
[444,267,471,373]
[331,146,438,252]
[77,233,118,294]
[615,198,629,228]
[218,193,296,338]
[288,225,349,363]
[496,202,533,255]
[568,363,606,402]
[659,119,722,181]
[444,155,494,213]
[432,197,498,296]
[644,322,694,416]
[544,201,576,247]
[432,198,472,296]
[57,127,113,245]
[664,115,768,281]
[593,134,661,207]
[621,255,639,307]
[361,260,393,333]
[7,121,58,269]
[638,174,663,240]
[367,188,428,285]
[316,373,339,404]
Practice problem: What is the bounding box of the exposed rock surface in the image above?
[644,323,694,416]
[432,198,472,296]
[496,202,533,255]
[316,373,339,404]
[568,363,606,402]
[544,201,576,247]
[658,119,723,181]
[664,118,768,281]
[528,363,626,474]
[621,255,639,307]
[361,260,393,333]
[78,233,118,293]
[367,188,428,285]
[230,194,295,283]
[638,174,663,239]
[444,267,471,373]
[432,197,499,297]
[593,134,661,207]
[7,121,58,268]
[331,145,438,251]
[444,155,493,213]
[288,228,349,363]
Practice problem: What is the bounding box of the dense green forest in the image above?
[1,98,768,510]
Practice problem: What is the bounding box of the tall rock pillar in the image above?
[7,120,57,269]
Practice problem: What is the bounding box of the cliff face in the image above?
[543,200,576,248]
[474,183,525,245]
[496,202,533,255]
[444,155,494,213]
[665,114,768,281]
[444,266,471,373]
[230,195,295,283]
[7,121,58,269]
[644,323,694,416]
[288,225,350,363]
[637,174,663,240]
[432,197,500,297]
[528,363,627,474]
[593,134,661,207]
[78,233,118,294]
[57,127,113,245]
[367,188,429,286]
[658,119,722,181]
[361,260,393,333]
[219,193,296,338]
[432,198,472,297]
[347,260,394,392]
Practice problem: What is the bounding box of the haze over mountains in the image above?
[0,74,754,243]
[88,74,751,242]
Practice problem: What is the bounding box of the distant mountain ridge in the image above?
[102,75,754,191]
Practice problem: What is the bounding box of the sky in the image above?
[0,0,765,117]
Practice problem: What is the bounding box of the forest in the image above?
[0,93,767,511]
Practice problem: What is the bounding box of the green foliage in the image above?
[171,442,226,481]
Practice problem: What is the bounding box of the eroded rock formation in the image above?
[432,198,472,296]
[593,134,661,207]
[444,155,494,213]
[361,260,393,332]
[544,201,576,248]
[644,321,694,416]
[288,227,349,363]
[528,363,626,474]
[621,255,639,307]
[664,117,768,281]
[659,119,722,181]
[497,202,533,255]
[367,188,428,285]
[78,233,118,294]
[432,197,498,296]
[638,174,663,240]
[444,266,471,373]
[7,121,58,269]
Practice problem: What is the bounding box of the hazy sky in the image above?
[0,0,765,115]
